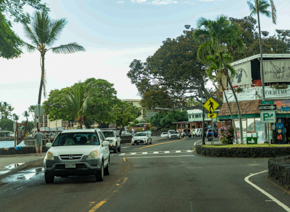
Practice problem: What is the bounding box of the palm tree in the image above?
[194,15,245,144]
[22,110,30,121]
[247,0,276,143]
[205,54,238,143]
[22,11,85,127]
[13,113,19,122]
[61,83,97,129]
[7,105,14,119]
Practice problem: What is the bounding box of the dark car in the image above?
[206,129,218,137]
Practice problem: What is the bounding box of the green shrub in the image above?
[218,126,234,144]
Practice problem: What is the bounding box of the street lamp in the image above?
[202,96,207,145]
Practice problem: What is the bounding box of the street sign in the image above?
[33,105,45,117]
[260,111,276,123]
[207,113,217,118]
[258,104,276,110]
[204,97,219,113]
[261,101,274,105]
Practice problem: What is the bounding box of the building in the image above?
[218,53,290,143]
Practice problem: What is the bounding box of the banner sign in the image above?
[274,100,290,113]
[263,59,290,83]
[223,87,257,103]
[231,62,252,86]
[258,86,290,100]
[14,121,28,147]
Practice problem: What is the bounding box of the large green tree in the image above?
[112,100,141,135]
[22,11,85,128]
[43,78,117,128]
[150,110,188,129]
[0,0,49,59]
[127,27,216,110]
[194,15,245,144]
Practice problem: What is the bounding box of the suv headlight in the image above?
[88,150,99,159]
[45,152,54,160]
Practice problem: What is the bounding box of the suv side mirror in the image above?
[46,143,52,148]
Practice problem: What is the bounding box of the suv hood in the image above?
[49,146,100,156]
[133,136,147,140]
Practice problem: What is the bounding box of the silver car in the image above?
[132,132,152,145]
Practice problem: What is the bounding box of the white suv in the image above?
[102,130,121,153]
[44,129,110,184]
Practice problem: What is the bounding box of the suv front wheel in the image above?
[45,172,54,184]
[96,162,104,181]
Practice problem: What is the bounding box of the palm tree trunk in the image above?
[220,79,238,144]
[256,0,268,143]
[37,53,45,129]
[220,53,243,144]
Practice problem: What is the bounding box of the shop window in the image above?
[255,118,265,143]
[247,118,255,132]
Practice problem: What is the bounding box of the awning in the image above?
[218,100,261,120]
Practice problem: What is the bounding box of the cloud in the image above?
[116,1,125,3]
[131,0,147,3]
[150,0,178,5]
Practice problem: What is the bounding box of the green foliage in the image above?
[22,121,34,133]
[150,110,187,129]
[43,78,117,128]
[0,119,13,131]
[112,100,141,134]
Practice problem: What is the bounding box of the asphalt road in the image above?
[0,137,290,212]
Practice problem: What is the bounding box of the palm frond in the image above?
[247,1,256,16]
[46,18,67,46]
[270,0,277,24]
[22,22,40,46]
[23,42,36,52]
[51,42,85,54]
[33,11,50,45]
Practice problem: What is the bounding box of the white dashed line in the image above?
[176,150,181,153]
[165,151,170,153]
[153,151,159,154]
[142,152,148,154]
[187,150,192,152]
[131,153,136,155]
[119,153,125,156]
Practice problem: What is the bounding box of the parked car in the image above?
[161,132,168,138]
[181,129,191,137]
[168,131,181,139]
[43,129,110,184]
[206,129,218,137]
[132,132,152,145]
[102,130,121,153]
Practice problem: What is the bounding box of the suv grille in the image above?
[59,154,83,160]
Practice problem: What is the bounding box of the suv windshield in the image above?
[52,133,100,146]
[135,133,147,136]
[170,131,178,134]
[102,131,115,138]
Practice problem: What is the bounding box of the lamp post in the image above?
[202,96,207,145]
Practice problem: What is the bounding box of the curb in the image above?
[0,158,43,181]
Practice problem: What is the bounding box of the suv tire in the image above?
[104,163,109,176]
[118,145,121,152]
[45,172,54,184]
[96,162,104,181]
[114,145,118,153]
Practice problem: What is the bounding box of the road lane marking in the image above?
[123,158,126,162]
[119,153,125,156]
[245,170,290,212]
[187,150,192,152]
[139,138,186,149]
[153,151,159,154]
[89,200,107,212]
[142,152,148,154]
[176,150,181,153]
[131,153,136,155]
[165,151,170,153]
[125,155,195,159]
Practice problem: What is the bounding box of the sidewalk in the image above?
[0,153,44,180]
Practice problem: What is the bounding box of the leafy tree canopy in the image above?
[112,99,141,135]
[127,28,214,110]
[43,78,117,128]
[150,110,187,129]
[0,0,49,59]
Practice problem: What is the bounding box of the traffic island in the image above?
[195,144,290,157]
[268,156,290,189]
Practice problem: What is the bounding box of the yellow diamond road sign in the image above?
[207,113,217,118]
[203,97,219,113]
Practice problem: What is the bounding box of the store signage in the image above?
[258,104,277,110]
[261,101,274,105]
[246,137,258,144]
[260,111,276,123]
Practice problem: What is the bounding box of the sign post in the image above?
[204,98,219,145]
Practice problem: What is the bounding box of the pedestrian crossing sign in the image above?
[207,113,217,118]
[203,97,219,113]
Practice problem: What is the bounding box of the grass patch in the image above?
[203,144,290,148]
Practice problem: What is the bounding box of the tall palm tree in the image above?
[247,0,276,143]
[194,15,245,144]
[22,11,85,127]
[13,113,19,122]
[61,83,97,129]
[205,54,238,143]
[22,111,30,121]
[7,105,14,119]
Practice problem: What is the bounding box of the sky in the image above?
[1,0,290,121]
